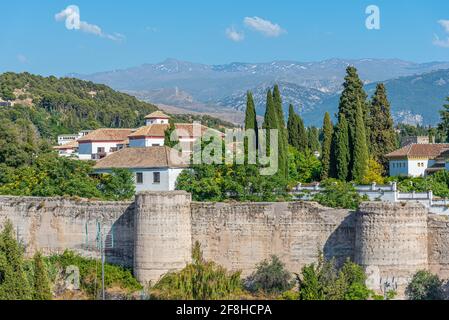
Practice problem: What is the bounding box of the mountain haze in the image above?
[71,58,449,126]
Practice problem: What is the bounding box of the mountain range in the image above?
[70,58,449,126]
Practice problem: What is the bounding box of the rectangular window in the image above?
[136,172,143,184]
[152,144,160,147]
[153,172,161,184]
[97,147,105,153]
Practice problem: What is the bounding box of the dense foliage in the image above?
[150,242,243,300]
[297,255,378,300]
[312,179,369,209]
[389,170,449,198]
[0,154,135,200]
[405,270,445,300]
[47,250,142,298]
[244,256,294,296]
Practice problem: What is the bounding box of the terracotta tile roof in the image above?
[93,146,189,169]
[77,128,134,142]
[144,111,170,119]
[53,140,78,150]
[385,144,449,159]
[128,123,222,138]
[128,124,169,137]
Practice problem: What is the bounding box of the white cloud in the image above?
[434,20,449,48]
[226,26,245,42]
[243,16,286,37]
[17,54,29,64]
[55,5,125,42]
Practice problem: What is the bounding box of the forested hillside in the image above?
[0,72,234,142]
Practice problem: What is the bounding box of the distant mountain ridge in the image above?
[70,58,449,126]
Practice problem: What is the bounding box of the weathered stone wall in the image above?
[190,201,354,277]
[0,196,135,268]
[355,202,429,296]
[133,191,192,284]
[1,193,449,298]
[428,214,449,280]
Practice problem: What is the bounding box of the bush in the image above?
[150,242,243,300]
[406,270,445,300]
[47,250,142,298]
[244,256,294,296]
[298,255,374,300]
[312,179,369,209]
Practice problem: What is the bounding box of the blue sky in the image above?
[1,0,449,76]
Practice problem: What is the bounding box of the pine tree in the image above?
[287,104,300,150]
[369,83,397,168]
[351,101,369,182]
[320,112,333,180]
[32,252,52,300]
[0,220,32,300]
[333,114,350,181]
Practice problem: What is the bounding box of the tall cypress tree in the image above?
[338,66,370,174]
[320,112,333,180]
[272,85,288,179]
[0,220,32,300]
[244,91,258,163]
[164,119,178,148]
[308,127,321,153]
[369,83,397,168]
[298,116,308,153]
[32,252,52,300]
[352,101,369,182]
[334,114,350,181]
[263,89,277,155]
[287,104,300,150]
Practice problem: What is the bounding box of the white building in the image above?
[128,122,216,149]
[53,140,79,157]
[57,130,91,146]
[93,146,188,192]
[144,111,170,125]
[386,144,449,177]
[77,128,134,160]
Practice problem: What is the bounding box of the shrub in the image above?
[244,255,294,296]
[406,270,445,300]
[312,179,369,209]
[150,242,243,300]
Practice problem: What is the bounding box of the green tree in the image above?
[32,252,52,300]
[406,270,445,300]
[151,242,243,300]
[244,91,259,162]
[97,168,136,201]
[164,119,178,148]
[369,83,397,168]
[333,114,350,181]
[438,97,449,142]
[312,179,368,209]
[297,116,308,153]
[351,102,369,182]
[263,89,277,154]
[244,255,294,296]
[287,104,300,150]
[320,112,333,180]
[308,126,321,153]
[272,85,289,180]
[0,220,32,300]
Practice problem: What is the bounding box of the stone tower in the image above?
[355,202,428,297]
[133,191,192,284]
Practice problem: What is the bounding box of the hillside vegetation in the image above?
[0,72,234,142]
